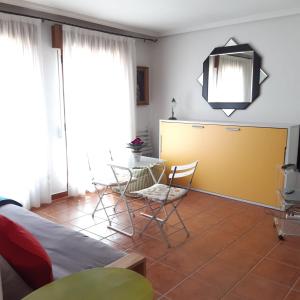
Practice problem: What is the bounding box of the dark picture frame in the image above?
[137,66,149,105]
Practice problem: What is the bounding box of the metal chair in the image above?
[133,161,198,247]
[91,168,133,219]
[87,151,133,218]
[88,151,151,237]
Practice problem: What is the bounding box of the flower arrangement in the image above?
[127,137,145,153]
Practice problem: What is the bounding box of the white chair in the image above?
[87,151,133,218]
[90,168,133,219]
[133,161,198,247]
[88,150,145,237]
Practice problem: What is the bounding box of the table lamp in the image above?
[168,98,177,120]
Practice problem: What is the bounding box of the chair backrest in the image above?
[168,161,198,188]
[87,149,133,187]
[86,149,114,182]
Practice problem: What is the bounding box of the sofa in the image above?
[0,201,145,300]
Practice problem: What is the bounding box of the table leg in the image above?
[146,162,166,184]
[157,163,166,183]
[108,166,135,237]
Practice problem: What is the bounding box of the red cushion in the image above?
[0,215,53,289]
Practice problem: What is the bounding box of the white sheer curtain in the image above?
[0,13,51,208]
[208,55,252,103]
[63,26,136,196]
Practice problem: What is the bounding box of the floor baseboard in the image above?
[51,191,68,201]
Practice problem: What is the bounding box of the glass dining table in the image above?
[105,153,166,237]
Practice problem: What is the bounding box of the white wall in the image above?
[150,15,300,155]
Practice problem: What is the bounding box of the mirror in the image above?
[208,51,254,103]
[198,38,268,116]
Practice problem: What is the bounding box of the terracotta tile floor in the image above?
[32,191,300,300]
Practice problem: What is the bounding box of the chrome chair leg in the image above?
[140,201,172,247]
[139,202,163,236]
[150,203,172,247]
[151,203,171,247]
[92,185,106,217]
[140,197,189,247]
[140,199,165,221]
[92,185,111,224]
[172,201,189,236]
[156,220,171,248]
[163,206,168,218]
[113,197,122,212]
[107,165,136,236]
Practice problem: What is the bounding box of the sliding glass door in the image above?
[62,25,136,196]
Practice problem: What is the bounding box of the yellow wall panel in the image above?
[160,121,287,207]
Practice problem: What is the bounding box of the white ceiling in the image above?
[5,0,300,36]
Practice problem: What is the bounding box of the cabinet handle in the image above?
[226,127,240,131]
[192,125,205,128]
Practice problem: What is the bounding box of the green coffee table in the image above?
[22,268,153,300]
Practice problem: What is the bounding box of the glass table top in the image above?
[108,153,165,169]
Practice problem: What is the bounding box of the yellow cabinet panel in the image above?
[160,121,287,207]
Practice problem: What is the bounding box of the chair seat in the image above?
[134,184,188,202]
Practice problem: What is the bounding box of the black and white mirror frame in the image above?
[198,38,268,116]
